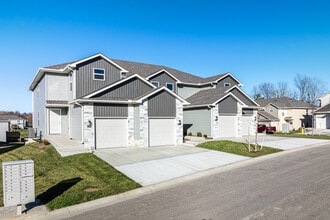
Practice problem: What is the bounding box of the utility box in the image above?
[2,160,35,207]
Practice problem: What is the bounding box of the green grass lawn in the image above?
[198,140,283,157]
[0,142,141,210]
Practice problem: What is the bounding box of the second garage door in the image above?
[95,118,128,149]
[149,118,175,146]
[219,116,237,138]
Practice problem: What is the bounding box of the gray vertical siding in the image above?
[242,108,254,115]
[70,104,82,141]
[46,73,69,101]
[216,75,240,88]
[33,75,46,136]
[60,108,69,136]
[76,57,122,98]
[149,72,177,92]
[230,88,257,106]
[148,91,176,117]
[94,78,152,99]
[218,96,238,115]
[183,108,211,136]
[94,104,128,117]
[177,84,213,99]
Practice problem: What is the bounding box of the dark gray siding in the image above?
[218,96,238,115]
[242,108,254,115]
[216,75,239,88]
[94,78,152,99]
[76,57,122,98]
[94,104,128,117]
[230,88,257,106]
[149,72,177,93]
[148,91,176,117]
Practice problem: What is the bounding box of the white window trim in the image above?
[166,83,174,91]
[224,82,231,87]
[151,81,160,87]
[93,68,105,81]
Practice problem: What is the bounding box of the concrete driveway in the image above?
[94,145,248,186]
[224,134,330,150]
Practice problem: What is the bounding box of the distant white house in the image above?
[0,115,27,129]
[315,92,330,129]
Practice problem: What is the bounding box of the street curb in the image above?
[7,141,330,220]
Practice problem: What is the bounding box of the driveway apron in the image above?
[94,145,248,186]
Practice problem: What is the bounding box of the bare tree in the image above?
[294,73,325,104]
[275,81,291,98]
[251,85,262,100]
[258,82,276,99]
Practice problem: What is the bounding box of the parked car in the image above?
[257,124,276,133]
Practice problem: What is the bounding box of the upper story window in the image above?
[224,83,231,87]
[166,83,174,91]
[270,108,273,113]
[93,68,105,81]
[151,81,159,87]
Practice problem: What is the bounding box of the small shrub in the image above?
[188,132,192,136]
[197,132,202,137]
[203,134,208,139]
[41,139,50,145]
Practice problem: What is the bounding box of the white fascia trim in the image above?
[215,72,243,86]
[73,99,137,104]
[67,53,129,73]
[29,68,67,91]
[225,85,260,106]
[212,92,245,106]
[84,74,156,98]
[146,69,181,82]
[136,87,190,105]
[46,104,69,108]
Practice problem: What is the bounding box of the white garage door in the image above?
[95,118,128,149]
[219,116,237,138]
[149,118,175,146]
[241,116,254,136]
[315,116,326,129]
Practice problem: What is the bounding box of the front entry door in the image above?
[49,109,61,134]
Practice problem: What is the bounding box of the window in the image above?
[151,81,159,87]
[224,83,231,87]
[282,112,284,116]
[93,68,105,81]
[166,83,174,91]
[270,108,273,113]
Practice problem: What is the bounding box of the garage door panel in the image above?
[219,116,236,138]
[149,119,175,146]
[96,119,128,149]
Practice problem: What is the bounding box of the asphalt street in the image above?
[66,145,330,220]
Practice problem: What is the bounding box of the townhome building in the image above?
[29,53,259,151]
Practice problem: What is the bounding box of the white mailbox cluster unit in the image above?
[2,160,35,207]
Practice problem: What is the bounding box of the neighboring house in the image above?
[0,120,9,142]
[257,110,280,129]
[256,97,314,131]
[314,92,330,129]
[29,53,258,150]
[0,115,27,129]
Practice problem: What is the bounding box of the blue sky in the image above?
[1,0,330,113]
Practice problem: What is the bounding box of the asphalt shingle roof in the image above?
[186,87,230,105]
[315,103,330,113]
[256,97,313,108]
[258,110,279,121]
[43,57,228,84]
